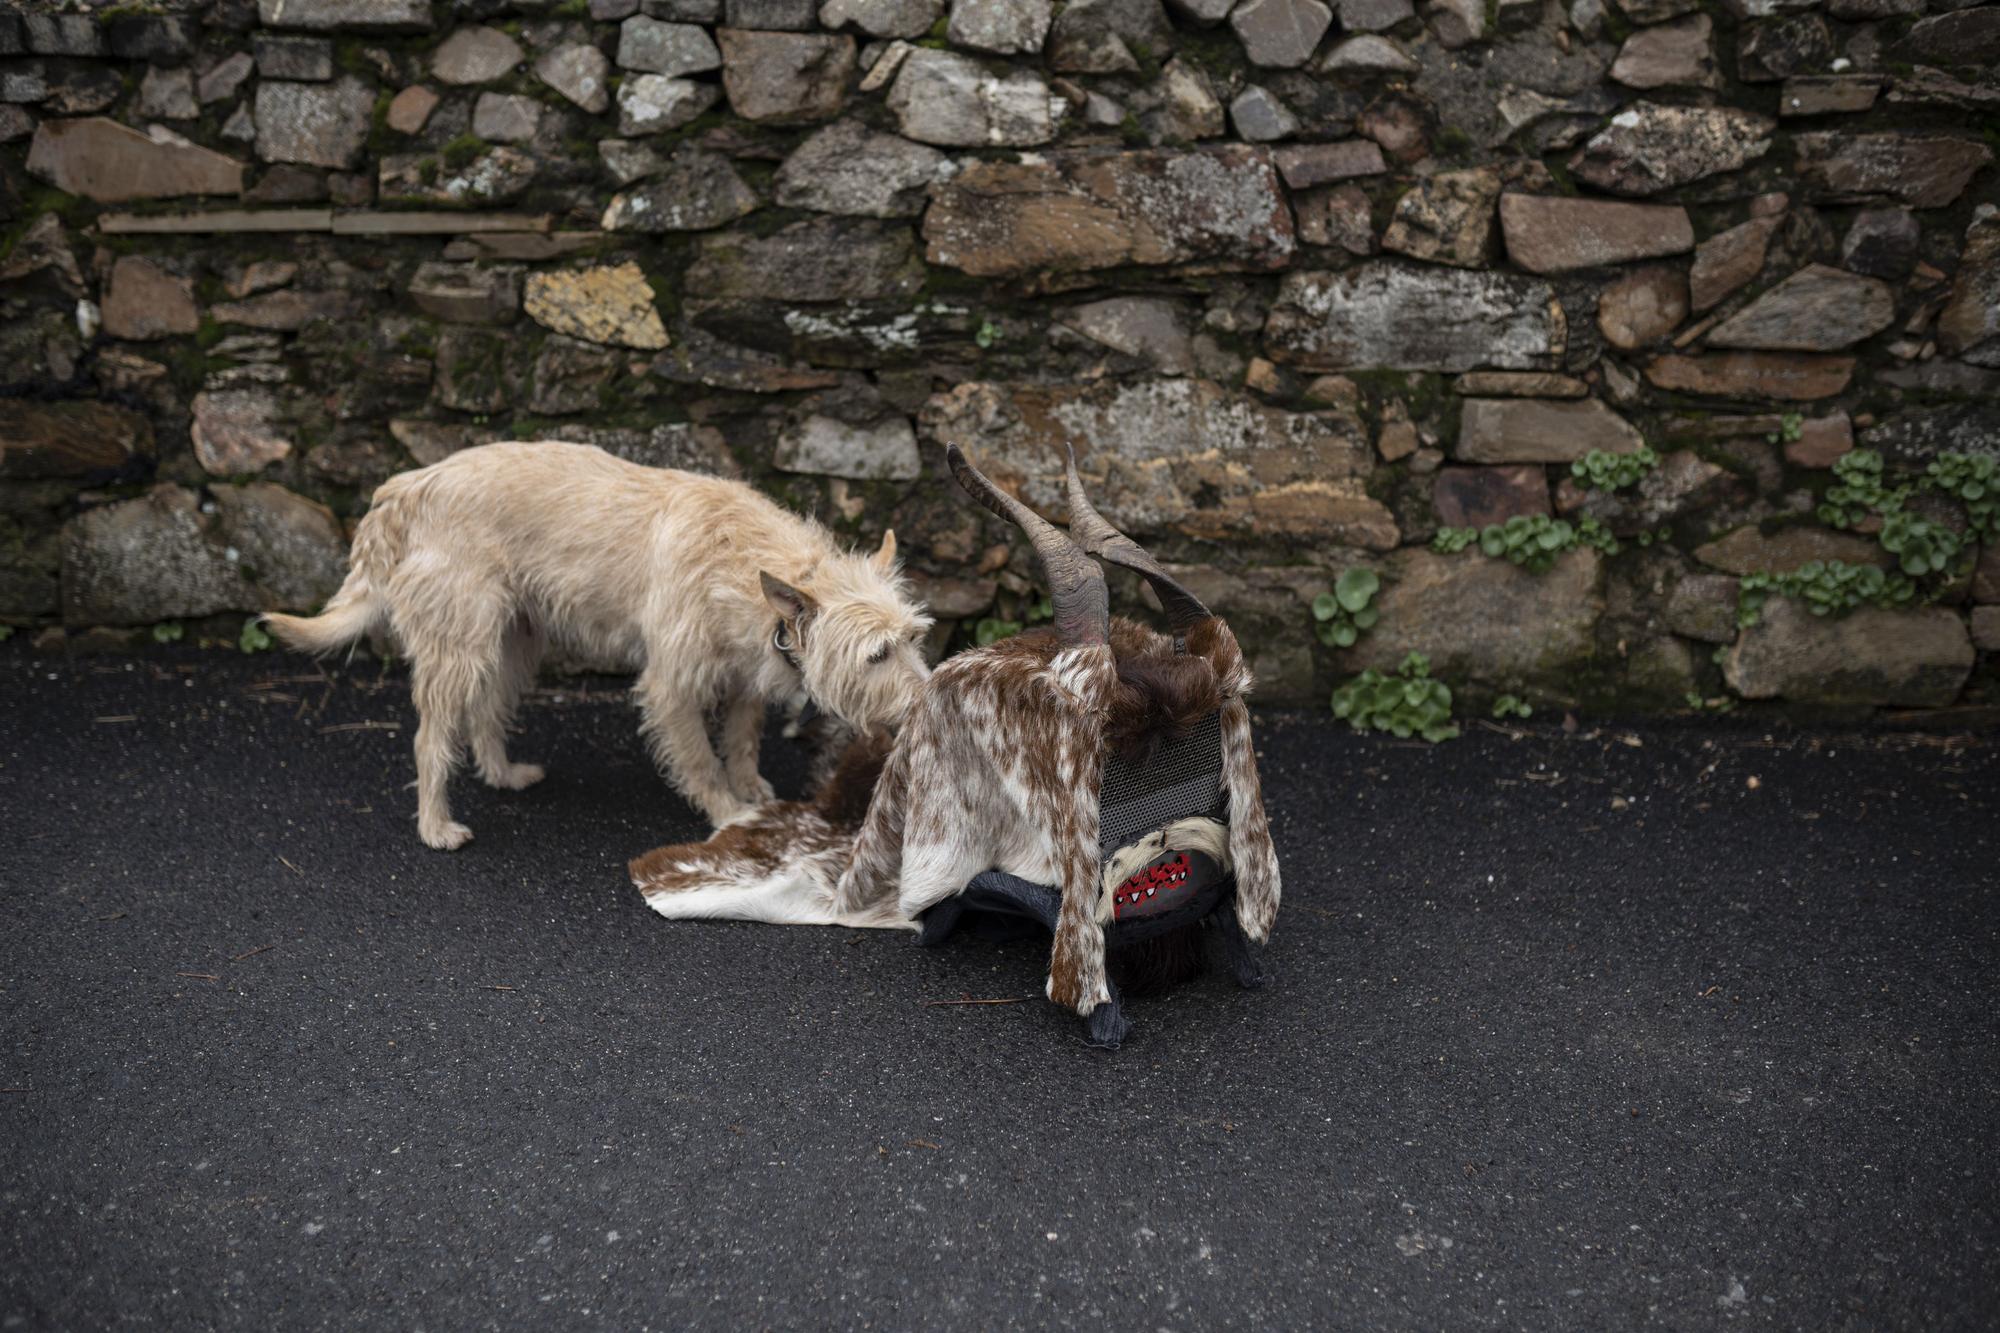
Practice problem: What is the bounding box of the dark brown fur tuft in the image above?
[1107,922,1209,996]
[811,728,895,826]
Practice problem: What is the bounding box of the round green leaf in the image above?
[1312,592,1339,622]
[1336,568,1380,613]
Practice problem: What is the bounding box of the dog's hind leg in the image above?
[392,562,506,851]
[470,616,546,791]
[406,647,481,851]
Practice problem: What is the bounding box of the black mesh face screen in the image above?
[1096,710,1227,854]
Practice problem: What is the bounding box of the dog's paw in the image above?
[486,762,545,791]
[734,775,777,806]
[421,820,474,851]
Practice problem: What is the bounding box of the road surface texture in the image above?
[2,647,1996,1330]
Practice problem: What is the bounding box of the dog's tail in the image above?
[262,577,382,655]
[262,498,400,654]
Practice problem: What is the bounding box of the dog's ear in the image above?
[870,528,897,573]
[760,571,818,625]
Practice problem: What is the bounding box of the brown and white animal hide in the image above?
[630,615,1283,1022]
[630,730,913,931]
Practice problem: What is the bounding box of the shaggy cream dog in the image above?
[265,441,931,849]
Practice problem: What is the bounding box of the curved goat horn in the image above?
[946,444,1108,647]
[1062,446,1212,632]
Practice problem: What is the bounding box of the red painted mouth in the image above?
[1111,851,1194,920]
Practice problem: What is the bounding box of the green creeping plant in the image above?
[1736,560,1920,628]
[1817,449,1906,531]
[239,620,274,654]
[1310,568,1380,649]
[1330,650,1459,743]
[974,617,1021,646]
[1472,514,1619,573]
[1570,445,1659,492]
[1925,452,1998,544]
[1491,694,1532,720]
[151,622,185,643]
[1431,527,1479,554]
[1765,412,1803,445]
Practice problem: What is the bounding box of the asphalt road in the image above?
[2,647,1997,1331]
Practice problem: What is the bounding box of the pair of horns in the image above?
[945,444,1211,647]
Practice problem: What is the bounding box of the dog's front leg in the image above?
[720,688,775,807]
[635,663,744,826]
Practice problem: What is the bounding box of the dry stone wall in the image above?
[1,0,1996,716]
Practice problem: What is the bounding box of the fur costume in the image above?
[631,448,1282,1042]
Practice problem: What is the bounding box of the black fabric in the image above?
[920,869,1231,951]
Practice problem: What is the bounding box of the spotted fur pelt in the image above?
[631,615,1283,1023]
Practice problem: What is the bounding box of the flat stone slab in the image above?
[1498,194,1694,274]
[1456,397,1644,463]
[1694,525,1889,576]
[924,147,1293,278]
[1780,75,1881,117]
[1431,464,1550,528]
[98,209,334,233]
[1568,103,1774,196]
[102,257,199,341]
[61,486,257,626]
[687,217,924,301]
[1230,0,1333,68]
[1644,352,1854,401]
[1272,140,1385,188]
[1706,264,1895,352]
[1689,216,1779,312]
[1265,264,1565,373]
[27,117,242,203]
[331,212,554,234]
[716,29,853,123]
[1938,216,2000,362]
[771,118,951,218]
[0,401,153,479]
[774,414,922,480]
[432,25,523,83]
[919,377,1397,549]
[524,263,670,349]
[255,77,375,169]
[885,48,1059,147]
[256,0,431,29]
[1331,547,1605,697]
[1793,133,1994,209]
[1726,601,1973,708]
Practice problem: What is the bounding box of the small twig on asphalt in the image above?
[923,995,1030,1007]
[0,1088,27,1094]
[906,1139,941,1150]
[177,972,220,981]
[97,911,127,922]
[94,715,138,724]
[485,985,516,992]
[1476,720,1528,740]
[230,944,275,962]
[277,856,304,876]
[320,721,400,735]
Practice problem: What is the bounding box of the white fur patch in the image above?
[639,863,917,931]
